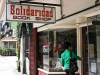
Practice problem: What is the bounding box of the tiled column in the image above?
[29,24,37,75]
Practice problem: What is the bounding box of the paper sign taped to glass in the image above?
[89,44,94,58]
[91,62,97,73]
[54,58,62,69]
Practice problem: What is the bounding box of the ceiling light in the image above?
[76,23,80,25]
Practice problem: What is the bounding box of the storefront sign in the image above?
[6,3,56,23]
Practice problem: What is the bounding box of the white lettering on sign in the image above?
[6,3,56,23]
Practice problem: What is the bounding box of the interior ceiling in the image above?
[43,28,75,32]
[59,16,87,25]
[62,19,76,25]
[44,16,87,31]
[52,28,75,32]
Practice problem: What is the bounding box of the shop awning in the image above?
[37,5,100,32]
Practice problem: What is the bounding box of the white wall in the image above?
[62,0,96,16]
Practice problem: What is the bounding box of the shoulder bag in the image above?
[69,51,78,72]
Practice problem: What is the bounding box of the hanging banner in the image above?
[6,3,56,23]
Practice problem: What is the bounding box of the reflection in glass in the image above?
[38,29,77,72]
[38,30,49,71]
[87,15,100,75]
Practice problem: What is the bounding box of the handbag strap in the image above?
[70,50,72,59]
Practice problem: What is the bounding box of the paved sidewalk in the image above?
[0,55,22,75]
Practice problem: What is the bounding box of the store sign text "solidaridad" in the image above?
[6,3,56,23]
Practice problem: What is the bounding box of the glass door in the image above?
[87,15,100,75]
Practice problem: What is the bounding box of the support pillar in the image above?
[77,26,83,75]
[29,24,37,75]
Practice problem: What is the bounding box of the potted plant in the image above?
[16,51,18,56]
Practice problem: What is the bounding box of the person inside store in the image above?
[61,42,83,75]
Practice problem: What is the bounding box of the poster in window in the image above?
[91,62,97,73]
[89,44,94,58]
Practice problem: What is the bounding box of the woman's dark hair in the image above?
[64,42,71,49]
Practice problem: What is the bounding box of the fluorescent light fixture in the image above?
[76,23,80,25]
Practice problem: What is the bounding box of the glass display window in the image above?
[87,15,100,75]
[38,30,49,71]
[38,28,77,72]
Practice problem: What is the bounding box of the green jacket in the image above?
[61,50,81,70]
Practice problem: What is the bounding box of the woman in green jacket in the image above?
[61,42,83,75]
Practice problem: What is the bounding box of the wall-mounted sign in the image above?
[6,3,56,23]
